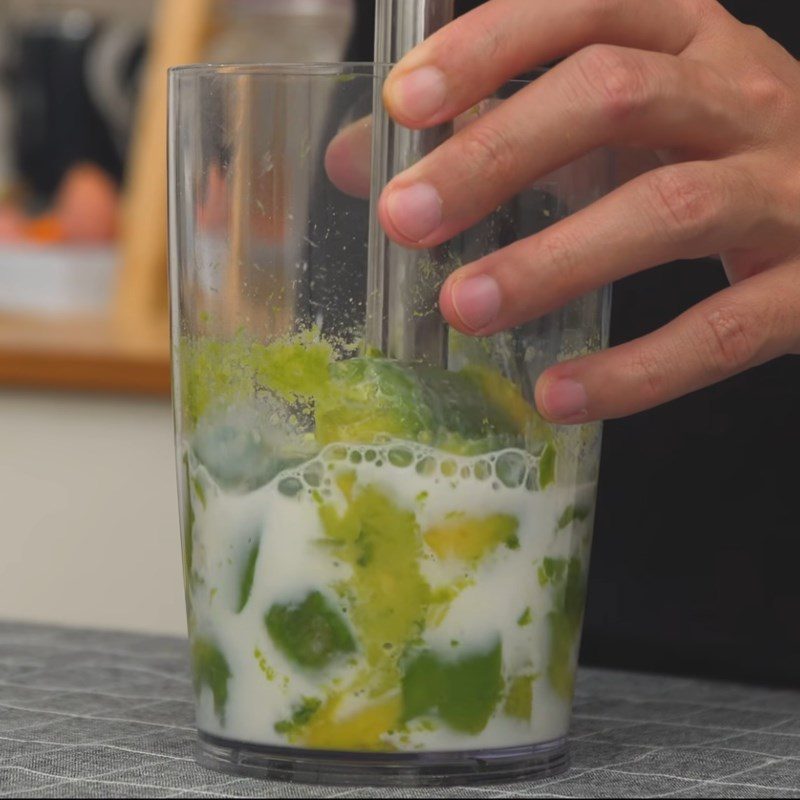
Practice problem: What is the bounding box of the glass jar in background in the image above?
[170,63,612,785]
[206,0,355,64]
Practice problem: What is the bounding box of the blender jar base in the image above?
[197,732,568,786]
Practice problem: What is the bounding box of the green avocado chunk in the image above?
[538,442,557,488]
[402,641,504,734]
[538,556,567,587]
[316,358,534,454]
[236,540,260,613]
[191,639,232,723]
[274,696,322,735]
[546,557,587,700]
[556,504,591,531]
[504,674,535,721]
[182,333,553,458]
[266,591,356,669]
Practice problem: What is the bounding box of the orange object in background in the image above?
[23,214,66,244]
[54,163,119,243]
[0,163,120,246]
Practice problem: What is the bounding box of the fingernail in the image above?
[542,378,589,422]
[385,183,443,242]
[388,66,447,123]
[451,275,502,331]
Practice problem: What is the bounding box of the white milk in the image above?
[186,440,594,752]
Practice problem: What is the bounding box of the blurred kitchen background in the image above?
[0,0,797,688]
[0,0,357,636]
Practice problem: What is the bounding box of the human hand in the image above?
[362,0,800,423]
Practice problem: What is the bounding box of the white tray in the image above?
[0,244,118,314]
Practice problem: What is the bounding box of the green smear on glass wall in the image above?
[191,639,231,723]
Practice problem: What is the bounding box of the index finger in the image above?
[384,0,722,128]
[324,100,502,198]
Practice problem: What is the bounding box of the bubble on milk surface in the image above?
[267,441,549,499]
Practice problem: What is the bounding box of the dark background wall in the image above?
[583,0,800,686]
[347,1,800,686]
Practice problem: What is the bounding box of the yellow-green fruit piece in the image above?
[425,512,519,562]
[301,695,402,751]
[318,481,430,692]
[504,674,535,721]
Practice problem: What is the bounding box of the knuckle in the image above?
[449,13,505,64]
[629,346,668,404]
[741,23,773,48]
[459,122,517,183]
[574,44,650,122]
[671,0,722,29]
[645,167,722,239]
[582,0,625,25]
[473,18,506,63]
[538,227,583,286]
[771,165,800,217]
[698,304,760,373]
[681,0,713,17]
[739,65,791,117]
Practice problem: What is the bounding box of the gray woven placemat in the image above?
[1,621,798,798]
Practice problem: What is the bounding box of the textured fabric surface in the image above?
[0,621,798,798]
